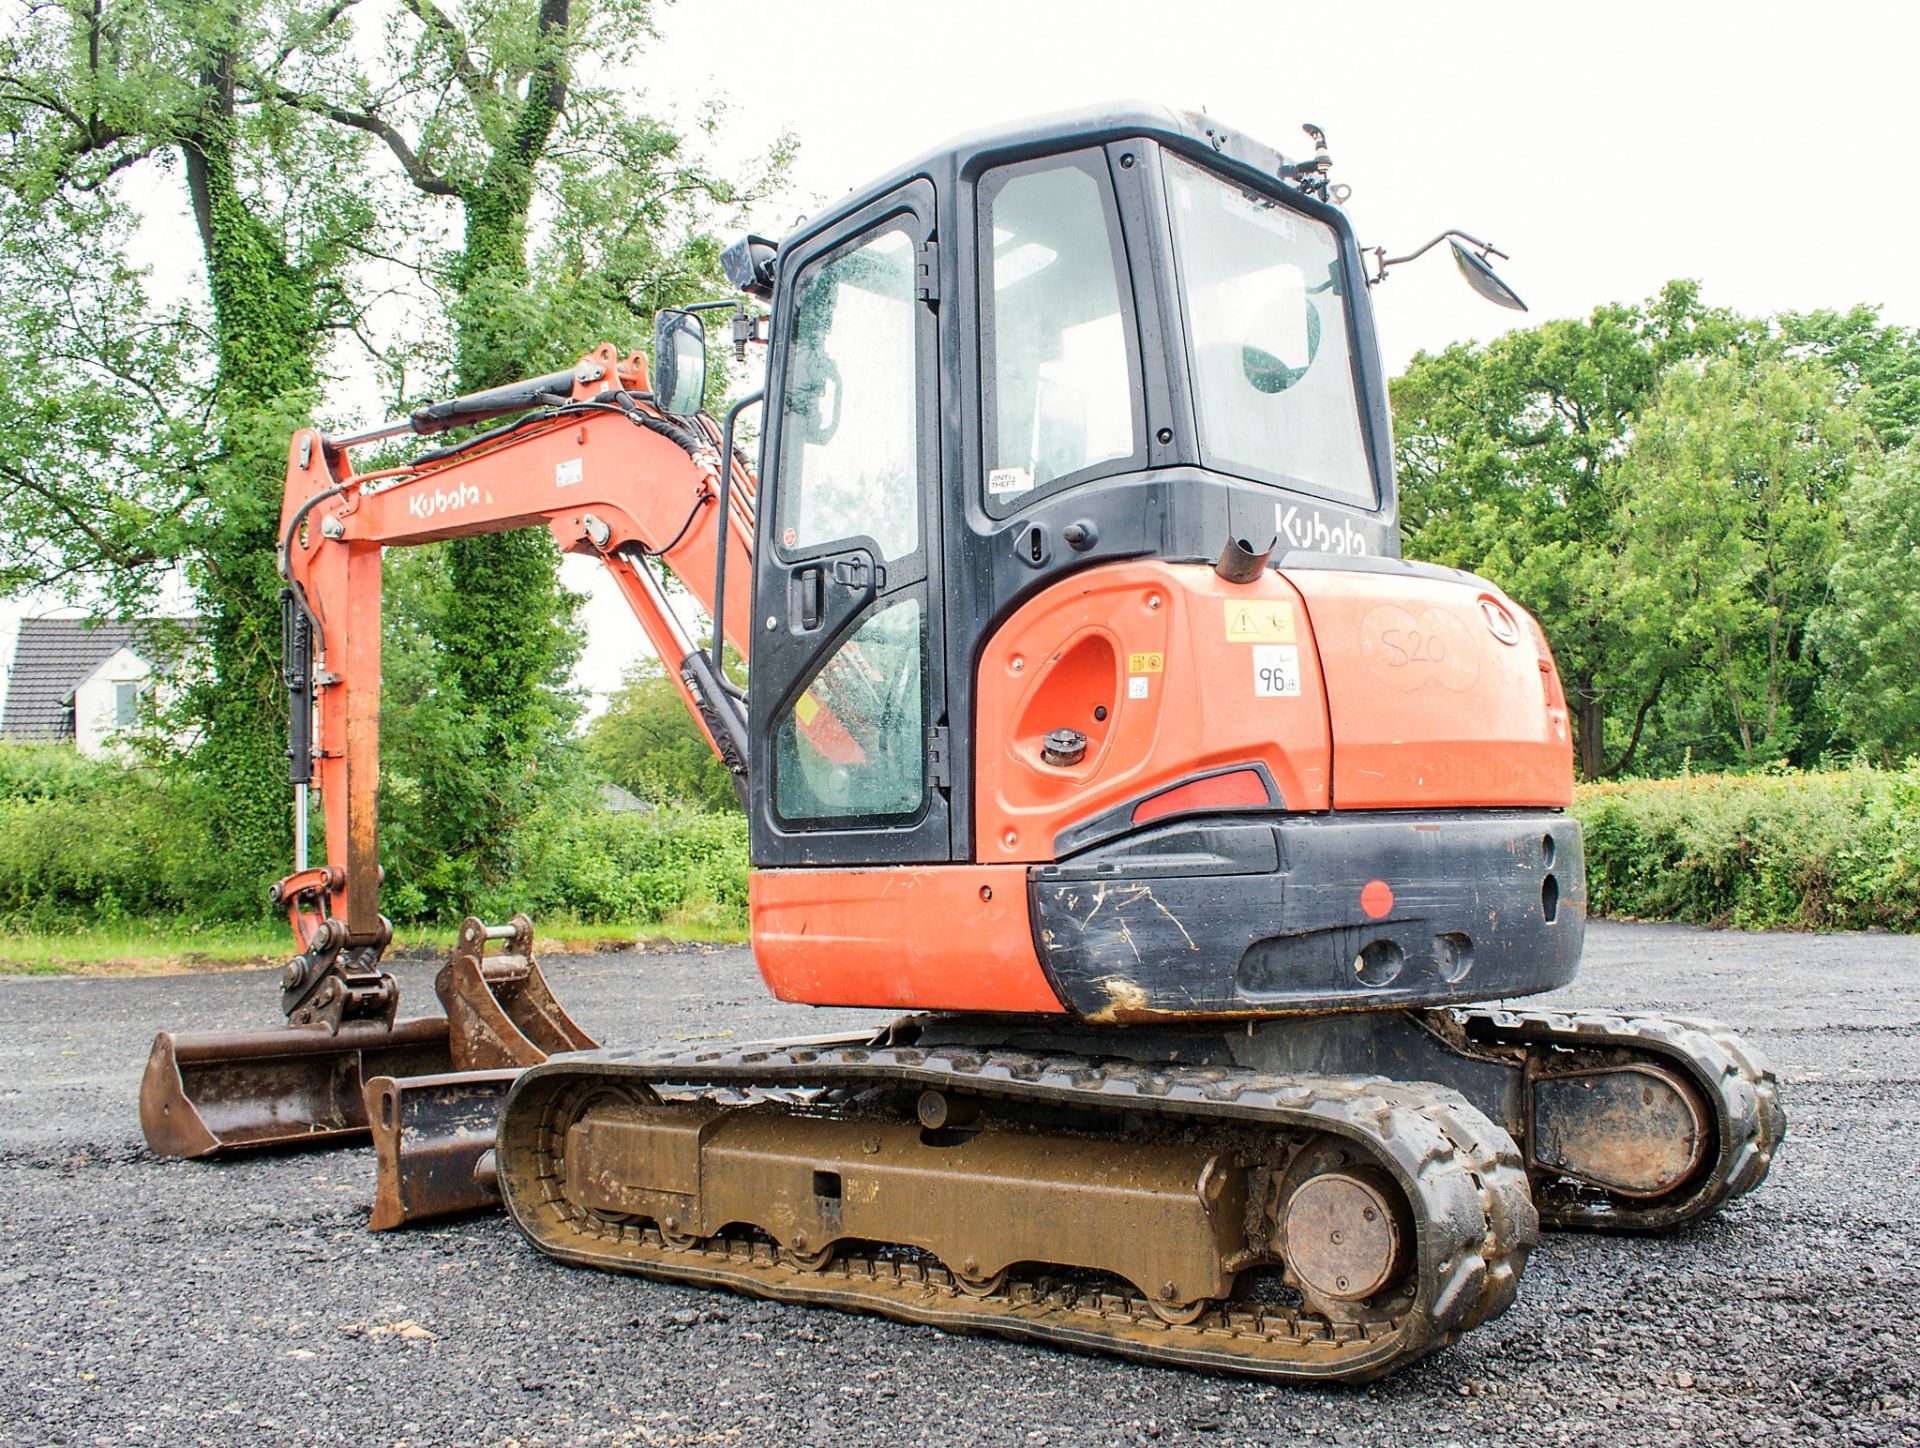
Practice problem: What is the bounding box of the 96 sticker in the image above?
[1253,644,1302,697]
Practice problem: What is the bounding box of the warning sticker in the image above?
[1225,599,1295,643]
[556,458,583,487]
[1128,676,1150,700]
[987,466,1035,497]
[795,690,820,724]
[1252,644,1302,697]
[1127,652,1164,674]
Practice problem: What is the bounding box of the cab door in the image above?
[748,181,949,867]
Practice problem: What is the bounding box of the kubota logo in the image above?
[1276,503,1370,556]
[406,482,480,520]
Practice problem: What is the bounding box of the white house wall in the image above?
[72,647,153,759]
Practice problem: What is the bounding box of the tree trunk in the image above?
[428,9,577,890]
[1573,686,1606,781]
[181,57,323,908]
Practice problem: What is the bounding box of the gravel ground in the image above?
[0,922,1915,1448]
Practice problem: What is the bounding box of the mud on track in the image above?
[0,922,1914,1447]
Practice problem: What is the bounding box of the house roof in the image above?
[0,617,182,741]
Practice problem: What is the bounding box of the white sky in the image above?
[7,0,1918,714]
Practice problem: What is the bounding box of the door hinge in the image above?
[915,240,940,305]
[927,724,951,789]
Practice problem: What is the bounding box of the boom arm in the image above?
[273,345,756,1023]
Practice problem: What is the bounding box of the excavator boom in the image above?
[140,345,757,1158]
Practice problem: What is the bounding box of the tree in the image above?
[0,0,371,907]
[1775,305,1920,452]
[1809,443,1920,763]
[1,0,780,917]
[585,656,740,814]
[1391,280,1750,777]
[1616,353,1870,767]
[251,0,784,895]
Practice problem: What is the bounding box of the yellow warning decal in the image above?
[795,690,820,725]
[1127,652,1165,674]
[1224,599,1295,643]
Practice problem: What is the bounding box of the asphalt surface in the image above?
[1,922,1915,1448]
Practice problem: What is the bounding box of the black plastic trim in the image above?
[1030,809,1585,1019]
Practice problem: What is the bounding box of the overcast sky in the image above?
[6,0,1918,711]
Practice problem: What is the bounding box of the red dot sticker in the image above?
[1360,880,1395,919]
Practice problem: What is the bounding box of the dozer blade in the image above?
[365,1070,518,1230]
[362,915,600,1229]
[140,1017,454,1158]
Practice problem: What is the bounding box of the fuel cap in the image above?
[1041,729,1088,767]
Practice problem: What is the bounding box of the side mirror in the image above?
[651,308,708,415]
[1368,231,1528,313]
[1449,241,1528,312]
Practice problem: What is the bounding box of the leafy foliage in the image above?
[1575,766,1920,931]
[0,0,782,923]
[1615,353,1870,768]
[0,743,748,933]
[586,656,741,813]
[1392,281,1749,777]
[1395,283,1919,778]
[1808,443,1920,763]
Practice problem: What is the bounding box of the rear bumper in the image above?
[1029,810,1584,1021]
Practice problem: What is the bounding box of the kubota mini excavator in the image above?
[140,105,1781,1381]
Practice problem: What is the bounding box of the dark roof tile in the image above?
[1,618,183,741]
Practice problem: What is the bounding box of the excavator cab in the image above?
[733,107,1578,1022]
[744,112,1396,873]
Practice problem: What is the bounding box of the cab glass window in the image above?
[980,155,1138,511]
[1164,153,1375,508]
[777,222,920,561]
[773,598,925,823]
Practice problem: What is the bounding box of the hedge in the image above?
[0,743,749,934]
[7,742,1917,937]
[1573,765,1920,931]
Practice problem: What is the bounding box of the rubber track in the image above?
[499,1040,1539,1382]
[1455,1008,1785,1231]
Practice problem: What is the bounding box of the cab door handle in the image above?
[789,565,824,631]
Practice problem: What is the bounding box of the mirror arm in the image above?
[1367,230,1509,285]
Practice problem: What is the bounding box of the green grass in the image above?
[0,914,746,974]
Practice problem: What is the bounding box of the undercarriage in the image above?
[492,1005,1780,1382]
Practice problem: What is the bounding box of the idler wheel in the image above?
[1280,1171,1404,1302]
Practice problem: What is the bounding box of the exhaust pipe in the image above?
[1214,533,1277,584]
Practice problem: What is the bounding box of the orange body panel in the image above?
[750,865,1066,1014]
[974,561,1334,863]
[1285,570,1573,809]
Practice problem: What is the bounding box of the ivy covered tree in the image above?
[251,0,787,908]
[0,0,371,908]
[0,0,784,918]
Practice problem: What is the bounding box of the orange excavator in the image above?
[140,105,1781,1381]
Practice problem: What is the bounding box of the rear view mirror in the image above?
[652,308,708,415]
[1449,242,1528,312]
